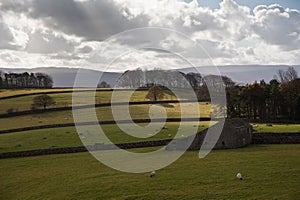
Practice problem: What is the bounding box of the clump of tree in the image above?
[145,85,165,101]
[0,71,53,89]
[226,67,299,121]
[97,81,111,88]
[118,68,203,89]
[32,94,56,110]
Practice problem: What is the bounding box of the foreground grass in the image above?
[0,145,299,199]
[0,122,213,153]
[252,123,300,133]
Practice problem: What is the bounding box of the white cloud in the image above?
[0,0,299,70]
[252,4,300,50]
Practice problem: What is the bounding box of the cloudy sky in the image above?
[0,0,299,72]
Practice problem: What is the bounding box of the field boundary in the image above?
[0,139,173,159]
[252,132,300,144]
[0,99,210,118]
[2,131,300,159]
[0,89,109,99]
[0,117,212,134]
[0,88,151,99]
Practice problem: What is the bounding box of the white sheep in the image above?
[236,172,243,180]
[150,170,156,178]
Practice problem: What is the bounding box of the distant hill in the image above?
[178,65,300,85]
[0,67,121,88]
[1,65,299,87]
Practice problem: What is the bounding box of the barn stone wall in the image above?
[252,133,300,144]
[167,118,252,150]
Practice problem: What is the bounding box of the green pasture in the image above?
[0,88,202,114]
[0,88,73,98]
[0,144,299,199]
[0,89,299,199]
[0,122,213,153]
[0,88,113,98]
[252,123,300,133]
[0,90,157,114]
[0,127,81,153]
[0,103,212,131]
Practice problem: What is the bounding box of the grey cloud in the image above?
[28,0,149,41]
[0,14,19,50]
[0,22,14,48]
[245,48,254,55]
[77,45,93,54]
[25,29,76,53]
[51,52,81,60]
[143,48,171,54]
[114,28,173,48]
[196,39,236,58]
[0,0,31,13]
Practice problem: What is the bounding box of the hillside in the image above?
[178,65,300,85]
[0,67,121,88]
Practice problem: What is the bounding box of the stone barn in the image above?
[211,119,252,149]
[166,119,252,150]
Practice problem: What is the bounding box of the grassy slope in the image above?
[0,122,213,153]
[0,103,211,131]
[0,144,299,199]
[252,123,300,133]
[0,89,299,199]
[0,90,154,114]
[0,88,74,98]
[0,88,113,98]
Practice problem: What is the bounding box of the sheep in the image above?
[236,172,243,180]
[150,171,156,178]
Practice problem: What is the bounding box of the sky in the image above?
[0,0,299,72]
[195,0,300,10]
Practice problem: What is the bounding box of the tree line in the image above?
[118,68,234,101]
[119,67,299,122]
[118,68,233,89]
[0,71,53,89]
[226,67,299,121]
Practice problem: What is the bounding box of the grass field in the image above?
[0,88,112,98]
[0,103,212,131]
[0,90,158,114]
[252,123,300,133]
[0,122,214,153]
[0,89,299,199]
[0,88,74,97]
[0,144,299,199]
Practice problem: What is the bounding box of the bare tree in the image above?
[32,94,56,110]
[286,67,298,81]
[145,85,165,101]
[277,67,298,83]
